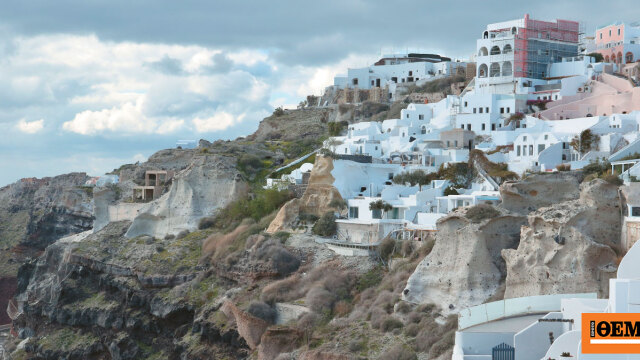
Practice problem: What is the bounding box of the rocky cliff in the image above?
[502,178,622,298]
[0,172,93,325]
[403,172,624,314]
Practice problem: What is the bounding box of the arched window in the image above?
[612,54,617,63]
[483,31,489,39]
[490,46,501,55]
[478,47,488,56]
[618,52,623,63]
[502,61,513,76]
[626,52,634,63]
[478,64,488,78]
[503,44,512,54]
[490,63,501,77]
[421,126,426,134]
[605,55,610,62]
[512,27,517,35]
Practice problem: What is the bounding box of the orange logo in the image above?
[582,313,640,354]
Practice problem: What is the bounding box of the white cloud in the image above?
[62,99,185,135]
[15,118,44,133]
[192,112,243,132]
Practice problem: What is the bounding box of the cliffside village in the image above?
[63,14,640,360]
[265,15,640,247]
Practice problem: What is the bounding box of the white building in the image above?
[453,237,640,360]
[333,53,465,90]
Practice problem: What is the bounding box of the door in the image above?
[492,343,514,360]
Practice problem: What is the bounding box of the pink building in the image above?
[595,22,640,64]
[476,14,580,83]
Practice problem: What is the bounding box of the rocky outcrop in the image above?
[125,155,248,238]
[500,172,584,214]
[267,155,344,232]
[221,301,270,350]
[298,155,343,216]
[258,327,303,360]
[402,209,525,313]
[267,199,300,233]
[248,109,330,142]
[502,179,622,298]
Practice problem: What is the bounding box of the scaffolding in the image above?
[488,17,581,80]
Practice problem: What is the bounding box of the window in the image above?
[485,107,489,113]
[349,207,359,219]
[492,124,496,131]
[507,107,510,113]
[467,124,471,130]
[353,79,358,85]
[523,146,527,156]
[409,71,413,76]
[632,207,640,217]
[544,135,548,140]
[464,101,468,107]
[609,30,612,36]
[473,108,477,114]
[447,140,450,147]
[454,140,458,147]
[372,209,382,219]
[406,114,409,118]
[538,144,545,153]
[500,107,504,114]
[482,123,486,131]
[523,136,527,141]
[460,125,464,129]
[618,29,621,36]
[479,108,483,113]
[388,173,394,180]
[600,33,602,39]
[419,115,424,120]
[529,145,533,155]
[517,146,521,156]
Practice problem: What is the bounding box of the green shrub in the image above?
[603,174,623,186]
[247,301,277,323]
[443,186,458,196]
[312,212,337,237]
[273,231,291,243]
[378,344,417,360]
[273,107,285,117]
[380,317,403,332]
[299,213,319,223]
[465,204,500,223]
[379,238,396,261]
[428,329,455,358]
[198,216,216,230]
[328,121,348,136]
[213,189,293,228]
[357,267,384,292]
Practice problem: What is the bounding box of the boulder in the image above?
[266,199,300,234]
[500,172,583,214]
[502,179,622,298]
[402,210,525,313]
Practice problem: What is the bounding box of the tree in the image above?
[392,170,435,190]
[369,200,393,219]
[570,129,599,155]
[273,106,285,117]
[587,52,604,63]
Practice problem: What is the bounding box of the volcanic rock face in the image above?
[298,155,343,216]
[502,179,622,298]
[125,155,248,238]
[267,155,344,232]
[402,211,525,313]
[500,172,584,214]
[0,172,93,325]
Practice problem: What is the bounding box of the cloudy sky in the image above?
[0,0,639,186]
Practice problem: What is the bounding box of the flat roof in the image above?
[461,314,544,333]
